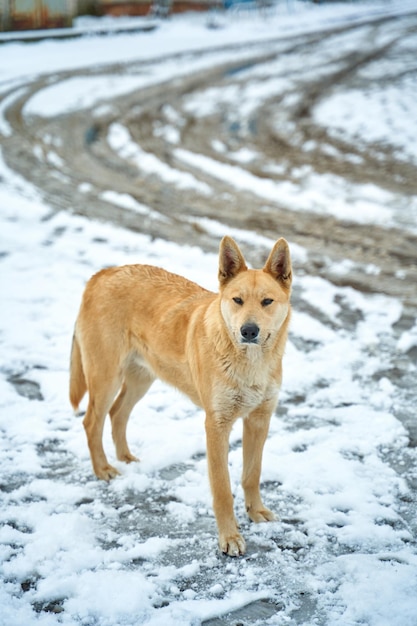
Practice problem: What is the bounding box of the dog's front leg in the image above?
[205,414,246,557]
[242,406,276,523]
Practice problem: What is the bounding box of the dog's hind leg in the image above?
[242,405,276,523]
[110,364,155,464]
[83,374,122,481]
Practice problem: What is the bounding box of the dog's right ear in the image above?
[218,236,248,286]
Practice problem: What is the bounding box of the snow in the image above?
[24,76,151,117]
[397,322,417,354]
[108,123,212,195]
[314,78,417,166]
[1,2,417,625]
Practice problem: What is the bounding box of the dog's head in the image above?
[218,236,292,349]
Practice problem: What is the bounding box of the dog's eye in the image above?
[261,298,274,307]
[233,297,244,306]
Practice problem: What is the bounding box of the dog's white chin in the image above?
[239,339,262,351]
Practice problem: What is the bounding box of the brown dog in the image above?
[70,236,292,556]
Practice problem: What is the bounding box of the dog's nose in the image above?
[240,323,260,343]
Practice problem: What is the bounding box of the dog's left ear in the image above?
[219,236,248,286]
[263,238,292,288]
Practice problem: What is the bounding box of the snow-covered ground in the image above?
[1,2,417,625]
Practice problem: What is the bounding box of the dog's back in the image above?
[70,265,214,412]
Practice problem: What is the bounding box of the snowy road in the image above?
[1,2,417,625]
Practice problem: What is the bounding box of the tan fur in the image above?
[70,236,292,556]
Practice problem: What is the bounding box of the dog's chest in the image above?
[213,378,277,417]
[235,383,267,410]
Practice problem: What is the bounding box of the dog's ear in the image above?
[218,236,248,286]
[263,238,292,288]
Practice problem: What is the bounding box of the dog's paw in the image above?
[219,532,246,557]
[118,452,140,464]
[247,506,276,523]
[95,464,121,481]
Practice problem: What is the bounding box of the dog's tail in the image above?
[69,331,86,414]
